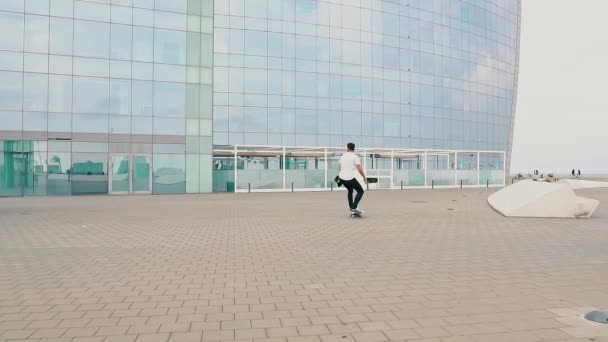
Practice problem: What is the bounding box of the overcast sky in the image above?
[510,0,608,175]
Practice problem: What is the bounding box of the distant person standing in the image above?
[338,143,367,215]
[572,169,576,178]
[578,169,581,178]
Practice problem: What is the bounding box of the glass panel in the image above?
[73,77,109,114]
[154,28,186,65]
[74,20,110,58]
[25,14,49,53]
[32,150,47,196]
[23,73,48,111]
[133,155,151,192]
[47,152,71,196]
[0,142,30,197]
[186,154,200,193]
[153,154,185,194]
[111,155,129,192]
[0,111,22,131]
[153,82,186,117]
[0,71,24,111]
[71,153,108,195]
[0,12,24,51]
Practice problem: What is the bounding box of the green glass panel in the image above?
[199,136,212,154]
[186,84,200,118]
[111,155,129,192]
[133,156,151,192]
[201,0,213,16]
[199,84,212,119]
[199,154,212,193]
[199,119,212,136]
[0,150,24,197]
[187,15,201,32]
[200,34,213,67]
[186,136,200,154]
[200,17,213,33]
[187,67,200,84]
[187,32,201,66]
[188,0,202,15]
[186,154,200,193]
[187,119,199,136]
[200,67,212,85]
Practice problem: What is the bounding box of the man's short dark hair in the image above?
[347,143,355,151]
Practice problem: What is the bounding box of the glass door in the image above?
[109,155,130,194]
[109,154,152,195]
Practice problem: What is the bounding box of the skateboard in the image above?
[350,211,363,218]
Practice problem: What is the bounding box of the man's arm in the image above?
[356,164,367,183]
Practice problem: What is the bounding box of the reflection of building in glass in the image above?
[0,0,520,196]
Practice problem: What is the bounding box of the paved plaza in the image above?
[2,188,608,342]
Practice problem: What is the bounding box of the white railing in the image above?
[212,145,506,193]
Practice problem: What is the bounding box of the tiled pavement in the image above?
[1,188,608,342]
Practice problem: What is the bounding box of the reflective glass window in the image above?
[74,1,110,22]
[111,24,132,60]
[295,110,316,134]
[133,7,154,26]
[24,14,49,54]
[50,0,74,18]
[156,0,187,13]
[154,82,186,117]
[153,154,186,194]
[109,115,130,134]
[48,113,71,132]
[70,153,108,195]
[50,17,73,55]
[132,80,153,116]
[0,111,22,130]
[23,73,48,111]
[132,27,153,62]
[23,112,47,131]
[153,117,185,135]
[0,51,22,71]
[74,20,110,58]
[73,77,110,114]
[0,0,24,12]
[0,72,23,111]
[155,11,186,31]
[132,116,152,134]
[244,69,267,94]
[245,0,267,18]
[244,107,267,132]
[110,79,131,115]
[73,114,108,133]
[154,29,186,65]
[245,30,267,56]
[48,75,72,113]
[0,12,24,51]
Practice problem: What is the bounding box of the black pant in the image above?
[341,178,364,210]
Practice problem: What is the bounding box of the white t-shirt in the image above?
[339,152,361,180]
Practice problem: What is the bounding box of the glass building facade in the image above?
[0,0,214,196]
[0,0,520,196]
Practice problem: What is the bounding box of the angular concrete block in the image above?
[488,180,599,218]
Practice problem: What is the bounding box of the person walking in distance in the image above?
[339,143,367,215]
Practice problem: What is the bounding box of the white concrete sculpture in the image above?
[558,179,608,190]
[488,180,599,219]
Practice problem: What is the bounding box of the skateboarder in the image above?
[338,143,367,215]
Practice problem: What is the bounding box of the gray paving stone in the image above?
[1,189,608,341]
